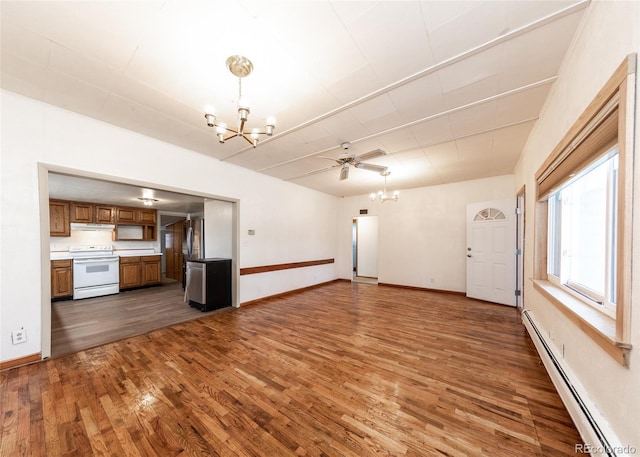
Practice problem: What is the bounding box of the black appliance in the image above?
[185,258,231,311]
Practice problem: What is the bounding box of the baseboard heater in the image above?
[522,309,620,457]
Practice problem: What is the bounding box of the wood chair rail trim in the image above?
[239,258,334,275]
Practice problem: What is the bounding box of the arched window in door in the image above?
[473,208,507,222]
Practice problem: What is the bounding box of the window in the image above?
[533,54,635,366]
[547,150,618,317]
[474,208,506,222]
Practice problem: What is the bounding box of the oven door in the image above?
[73,257,120,289]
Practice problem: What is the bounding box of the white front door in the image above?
[466,199,516,306]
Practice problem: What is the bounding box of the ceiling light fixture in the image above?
[204,55,276,148]
[371,171,399,203]
[138,197,158,206]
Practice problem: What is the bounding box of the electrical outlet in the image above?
[11,328,27,345]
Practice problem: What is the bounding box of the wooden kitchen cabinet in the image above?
[120,256,142,289]
[115,206,157,241]
[120,255,162,290]
[138,209,156,224]
[49,200,70,237]
[116,207,137,223]
[95,205,115,223]
[116,207,156,224]
[142,256,162,285]
[51,259,73,298]
[70,202,94,223]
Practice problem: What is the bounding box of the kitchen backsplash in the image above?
[50,230,159,253]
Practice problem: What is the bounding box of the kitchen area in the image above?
[48,172,234,357]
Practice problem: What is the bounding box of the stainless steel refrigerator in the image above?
[184,216,205,260]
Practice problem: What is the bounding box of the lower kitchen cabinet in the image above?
[51,259,73,299]
[120,257,142,289]
[120,255,162,290]
[142,256,162,284]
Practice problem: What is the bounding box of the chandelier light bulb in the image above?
[238,107,249,122]
[204,113,216,127]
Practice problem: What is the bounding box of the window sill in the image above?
[532,279,631,367]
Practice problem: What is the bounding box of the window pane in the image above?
[608,155,618,304]
[548,193,562,277]
[561,157,614,296]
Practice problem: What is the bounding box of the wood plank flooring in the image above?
[51,280,210,358]
[2,281,583,456]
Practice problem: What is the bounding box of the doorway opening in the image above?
[41,167,239,359]
[352,216,378,284]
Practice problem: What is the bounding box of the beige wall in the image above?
[513,0,640,448]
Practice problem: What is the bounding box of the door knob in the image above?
[467,247,472,251]
[467,254,472,258]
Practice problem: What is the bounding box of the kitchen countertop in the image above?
[115,250,163,257]
[50,250,163,260]
[50,252,73,260]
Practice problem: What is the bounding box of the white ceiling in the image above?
[47,172,208,214]
[1,1,589,198]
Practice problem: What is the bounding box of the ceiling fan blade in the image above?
[354,162,388,173]
[317,155,341,163]
[339,164,350,180]
[286,164,341,181]
[356,148,386,161]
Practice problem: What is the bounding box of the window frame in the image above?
[533,55,636,367]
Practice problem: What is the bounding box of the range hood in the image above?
[70,223,115,231]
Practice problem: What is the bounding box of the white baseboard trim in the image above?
[522,309,633,457]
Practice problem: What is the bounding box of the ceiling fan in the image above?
[308,142,388,180]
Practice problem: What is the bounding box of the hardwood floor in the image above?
[2,281,583,456]
[51,280,211,358]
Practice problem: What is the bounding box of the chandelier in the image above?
[370,171,399,202]
[204,55,276,148]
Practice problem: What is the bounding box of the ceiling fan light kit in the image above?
[371,171,399,203]
[204,55,276,148]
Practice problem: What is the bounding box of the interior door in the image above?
[164,220,184,281]
[466,199,516,306]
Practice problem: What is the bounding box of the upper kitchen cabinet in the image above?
[95,205,116,224]
[49,200,70,237]
[115,207,136,223]
[116,207,156,224]
[70,202,94,223]
[115,206,157,241]
[137,209,156,224]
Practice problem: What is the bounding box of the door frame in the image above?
[352,215,379,279]
[516,186,526,314]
